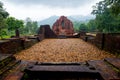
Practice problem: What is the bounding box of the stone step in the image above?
[0,54,15,69]
[87,60,120,80]
[0,60,20,77]
[23,63,104,80]
[3,58,120,80]
[3,61,34,80]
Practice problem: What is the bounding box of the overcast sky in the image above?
[1,0,101,21]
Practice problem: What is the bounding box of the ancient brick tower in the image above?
[52,16,74,36]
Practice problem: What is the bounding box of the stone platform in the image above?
[1,57,120,80]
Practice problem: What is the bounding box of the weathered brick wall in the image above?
[22,38,38,49]
[80,33,120,54]
[94,33,104,49]
[86,35,95,44]
[35,34,44,41]
[40,25,57,38]
[0,38,23,54]
[88,33,120,54]
[104,33,120,54]
[0,36,43,54]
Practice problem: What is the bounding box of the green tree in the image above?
[6,17,24,35]
[92,1,107,15]
[79,23,88,32]
[87,19,97,32]
[73,21,81,32]
[25,17,33,34]
[24,17,38,35]
[6,17,24,30]
[32,21,38,34]
[92,0,120,33]
[106,0,120,15]
[0,1,9,38]
[0,2,9,19]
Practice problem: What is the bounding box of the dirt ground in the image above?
[14,38,116,62]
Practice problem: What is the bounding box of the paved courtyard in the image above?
[15,39,116,62]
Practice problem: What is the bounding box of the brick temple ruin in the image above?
[52,16,74,36]
[0,20,120,80]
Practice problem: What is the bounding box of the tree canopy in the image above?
[0,1,38,38]
[6,17,24,31]
[73,0,120,33]
[91,0,120,33]
[0,1,9,38]
[23,17,38,35]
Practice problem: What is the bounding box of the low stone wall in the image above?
[21,38,39,49]
[94,33,104,49]
[0,36,43,54]
[94,33,120,54]
[0,38,23,54]
[81,33,120,54]
[104,33,120,54]
[80,32,95,42]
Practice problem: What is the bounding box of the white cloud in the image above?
[1,0,101,21]
[2,0,96,8]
